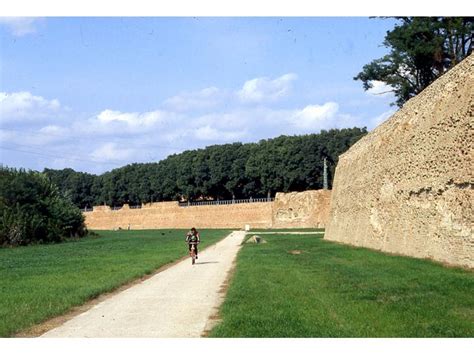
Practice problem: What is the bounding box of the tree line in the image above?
[43,128,368,208]
[0,167,87,246]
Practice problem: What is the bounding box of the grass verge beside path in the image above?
[209,233,474,337]
[0,229,230,337]
[250,228,325,233]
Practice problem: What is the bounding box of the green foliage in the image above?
[44,128,367,207]
[0,229,229,337]
[0,167,86,246]
[355,17,473,107]
[43,168,96,208]
[210,233,474,337]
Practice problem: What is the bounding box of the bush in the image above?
[0,167,87,246]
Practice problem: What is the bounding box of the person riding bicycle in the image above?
[186,227,200,259]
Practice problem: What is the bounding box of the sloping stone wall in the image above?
[272,190,331,228]
[325,54,473,268]
[84,190,332,230]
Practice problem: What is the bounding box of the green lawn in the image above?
[250,228,325,233]
[0,229,230,337]
[209,233,474,337]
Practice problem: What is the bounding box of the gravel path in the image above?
[41,231,246,338]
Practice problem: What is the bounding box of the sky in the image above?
[0,17,399,174]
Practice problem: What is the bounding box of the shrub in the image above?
[0,167,87,246]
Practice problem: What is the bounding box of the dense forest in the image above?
[0,167,86,246]
[43,128,367,208]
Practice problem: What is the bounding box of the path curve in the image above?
[41,231,246,337]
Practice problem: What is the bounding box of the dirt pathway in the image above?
[41,231,246,337]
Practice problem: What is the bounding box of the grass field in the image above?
[209,233,474,337]
[250,228,325,233]
[0,229,230,337]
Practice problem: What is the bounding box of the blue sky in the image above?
[0,17,398,174]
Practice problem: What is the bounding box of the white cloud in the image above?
[367,81,393,97]
[289,102,340,130]
[0,17,41,37]
[194,125,246,141]
[192,111,248,131]
[0,91,61,122]
[97,109,166,127]
[237,73,297,103]
[163,87,222,111]
[90,143,135,162]
[73,108,184,141]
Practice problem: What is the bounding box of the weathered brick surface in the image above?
[325,54,474,268]
[272,190,331,228]
[84,190,332,230]
[85,202,273,230]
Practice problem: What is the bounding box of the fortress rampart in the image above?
[325,54,473,268]
[84,190,332,230]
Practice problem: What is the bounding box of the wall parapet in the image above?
[178,197,274,207]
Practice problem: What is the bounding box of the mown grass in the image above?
[210,233,474,337]
[0,229,230,337]
[250,228,325,233]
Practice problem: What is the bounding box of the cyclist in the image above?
[185,227,200,259]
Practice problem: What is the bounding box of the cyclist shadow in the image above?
[195,261,219,265]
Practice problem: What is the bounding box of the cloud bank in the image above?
[1,73,392,173]
[0,91,61,122]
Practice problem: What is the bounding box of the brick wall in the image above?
[325,54,473,269]
[272,190,331,228]
[84,190,331,230]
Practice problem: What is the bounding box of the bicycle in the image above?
[189,242,198,265]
